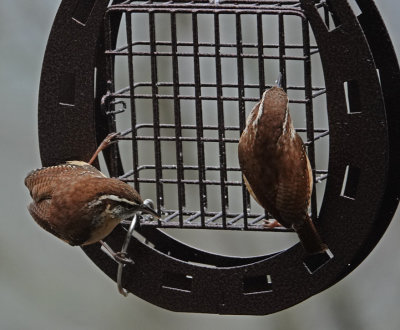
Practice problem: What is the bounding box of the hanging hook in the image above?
[116,213,139,296]
[116,198,157,296]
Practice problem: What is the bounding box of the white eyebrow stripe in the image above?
[98,194,138,206]
[253,90,268,128]
[281,98,289,134]
[67,161,90,166]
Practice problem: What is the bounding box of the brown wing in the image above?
[27,200,63,240]
[239,119,312,228]
[24,162,105,202]
[242,174,262,206]
[24,162,106,244]
[46,176,144,245]
[238,130,281,220]
[273,132,313,227]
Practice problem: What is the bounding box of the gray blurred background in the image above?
[1,1,400,329]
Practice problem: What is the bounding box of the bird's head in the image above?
[78,192,159,246]
[51,176,159,228]
[252,86,289,129]
[86,193,159,223]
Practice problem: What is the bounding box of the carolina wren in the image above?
[25,133,158,253]
[238,80,327,255]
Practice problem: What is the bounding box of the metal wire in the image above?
[116,213,138,296]
[116,199,156,296]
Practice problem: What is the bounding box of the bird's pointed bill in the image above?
[275,72,283,88]
[140,203,160,219]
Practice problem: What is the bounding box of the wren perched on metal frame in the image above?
[238,76,328,255]
[25,133,159,263]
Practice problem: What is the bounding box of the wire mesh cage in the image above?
[37,0,400,315]
[100,0,329,231]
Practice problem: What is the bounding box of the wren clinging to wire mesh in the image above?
[238,76,328,255]
[24,133,159,261]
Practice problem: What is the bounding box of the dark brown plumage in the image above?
[238,86,327,254]
[25,134,158,247]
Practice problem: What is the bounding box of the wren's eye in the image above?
[38,198,52,208]
[37,195,52,203]
[107,200,133,210]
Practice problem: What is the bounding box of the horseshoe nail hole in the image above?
[303,249,333,274]
[376,68,381,85]
[162,271,193,293]
[93,67,97,98]
[243,274,272,294]
[315,1,341,32]
[344,80,361,114]
[72,0,96,26]
[347,0,362,17]
[58,72,75,106]
[341,165,361,200]
[130,230,155,248]
[188,260,217,269]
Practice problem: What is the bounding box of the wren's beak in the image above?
[139,203,160,219]
[275,72,283,88]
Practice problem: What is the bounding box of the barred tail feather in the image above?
[293,215,328,254]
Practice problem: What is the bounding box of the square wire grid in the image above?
[100,0,330,231]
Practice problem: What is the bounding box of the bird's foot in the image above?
[100,240,134,265]
[88,132,121,165]
[113,252,134,265]
[102,132,121,146]
[263,219,282,229]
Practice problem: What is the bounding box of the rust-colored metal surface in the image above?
[38,0,400,315]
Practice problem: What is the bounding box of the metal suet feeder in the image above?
[38,0,400,315]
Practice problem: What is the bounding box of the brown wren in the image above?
[24,133,159,256]
[238,77,327,255]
